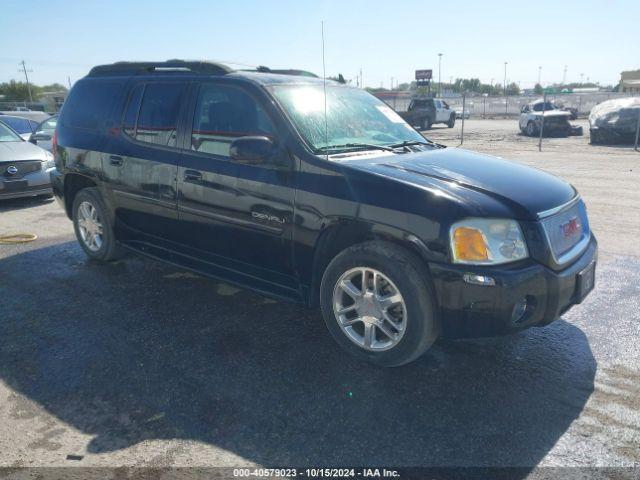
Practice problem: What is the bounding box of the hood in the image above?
[530,110,571,118]
[0,140,50,162]
[343,147,576,219]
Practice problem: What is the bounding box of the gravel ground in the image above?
[0,119,638,476]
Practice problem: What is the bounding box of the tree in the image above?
[506,82,520,95]
[0,80,68,102]
[534,83,543,95]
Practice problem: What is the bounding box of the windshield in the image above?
[532,102,557,112]
[0,116,32,134]
[0,122,22,142]
[271,84,426,153]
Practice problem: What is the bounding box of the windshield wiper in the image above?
[316,143,396,153]
[387,140,441,149]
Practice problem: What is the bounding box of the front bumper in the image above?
[0,167,54,200]
[429,235,598,339]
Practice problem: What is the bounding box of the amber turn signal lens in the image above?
[453,227,489,262]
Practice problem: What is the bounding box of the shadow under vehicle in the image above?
[0,240,597,471]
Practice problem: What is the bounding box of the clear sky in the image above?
[1,0,637,89]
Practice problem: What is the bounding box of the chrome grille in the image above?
[540,199,590,265]
[1,160,42,179]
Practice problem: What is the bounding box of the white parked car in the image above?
[518,100,581,137]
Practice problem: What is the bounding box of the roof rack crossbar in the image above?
[88,60,233,77]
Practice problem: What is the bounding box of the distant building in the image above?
[620,70,640,93]
[38,90,67,112]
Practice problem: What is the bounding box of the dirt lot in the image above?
[0,119,638,476]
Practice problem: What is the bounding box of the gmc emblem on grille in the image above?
[6,165,18,175]
[560,217,581,238]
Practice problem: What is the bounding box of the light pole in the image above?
[538,66,542,85]
[504,62,508,117]
[438,53,443,97]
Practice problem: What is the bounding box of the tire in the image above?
[526,121,537,137]
[72,187,123,262]
[319,241,439,367]
[447,114,456,128]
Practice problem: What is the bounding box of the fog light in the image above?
[511,297,529,324]
[463,273,496,286]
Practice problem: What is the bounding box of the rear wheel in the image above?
[420,117,432,131]
[72,187,123,262]
[320,241,439,367]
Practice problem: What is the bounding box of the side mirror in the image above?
[31,132,52,142]
[230,136,276,165]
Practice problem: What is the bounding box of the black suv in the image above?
[51,60,597,366]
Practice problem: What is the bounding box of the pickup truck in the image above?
[398,97,456,130]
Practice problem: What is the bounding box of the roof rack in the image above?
[88,60,233,77]
[254,66,318,78]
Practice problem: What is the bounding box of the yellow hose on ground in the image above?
[0,233,38,244]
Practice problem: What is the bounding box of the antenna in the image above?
[321,21,329,160]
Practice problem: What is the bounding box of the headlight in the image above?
[44,152,55,169]
[450,218,528,265]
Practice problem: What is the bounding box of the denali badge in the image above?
[6,165,18,175]
[560,217,581,238]
[251,211,285,224]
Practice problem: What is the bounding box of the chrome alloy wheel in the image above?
[77,201,104,252]
[332,267,407,351]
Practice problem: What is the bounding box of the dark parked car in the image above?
[52,60,597,366]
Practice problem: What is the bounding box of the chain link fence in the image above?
[377,91,635,118]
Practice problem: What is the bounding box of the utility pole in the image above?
[438,53,443,97]
[390,77,394,90]
[580,73,584,84]
[68,76,72,89]
[562,65,568,85]
[360,67,363,89]
[19,60,33,103]
[504,62,508,117]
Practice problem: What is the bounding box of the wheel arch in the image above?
[307,219,436,308]
[63,173,98,219]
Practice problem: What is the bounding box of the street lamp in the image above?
[538,66,542,85]
[438,53,443,97]
[504,62,508,117]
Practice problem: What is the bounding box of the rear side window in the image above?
[191,83,274,158]
[123,85,144,137]
[62,80,123,130]
[134,83,185,147]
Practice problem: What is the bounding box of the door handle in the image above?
[109,155,123,166]
[184,169,203,181]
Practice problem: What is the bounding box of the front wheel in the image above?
[447,114,456,128]
[72,187,123,262]
[320,241,439,367]
[526,121,537,137]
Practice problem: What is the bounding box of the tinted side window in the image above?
[122,85,144,137]
[135,83,185,147]
[62,79,123,130]
[191,84,274,158]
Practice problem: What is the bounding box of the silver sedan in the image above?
[0,122,55,200]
